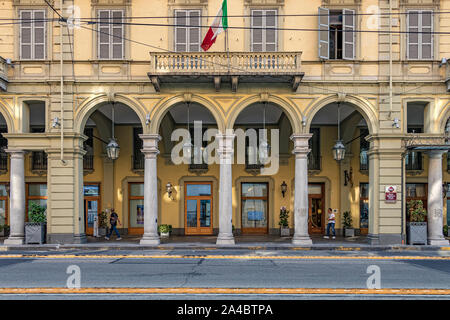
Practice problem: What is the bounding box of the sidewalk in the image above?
[1,234,450,251]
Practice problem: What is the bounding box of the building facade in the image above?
[0,0,449,245]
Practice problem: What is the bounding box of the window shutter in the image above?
[407,11,419,59]
[33,10,46,59]
[175,10,187,52]
[188,10,200,52]
[318,7,329,59]
[20,10,32,59]
[98,10,110,59]
[343,9,355,60]
[265,10,277,52]
[421,10,433,60]
[112,10,124,59]
[251,10,263,52]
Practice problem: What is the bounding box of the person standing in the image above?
[105,208,122,240]
[324,208,336,239]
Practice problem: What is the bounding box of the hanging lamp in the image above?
[332,102,346,162]
[106,102,120,160]
[183,101,192,162]
[259,101,270,164]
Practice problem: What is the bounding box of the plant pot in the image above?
[344,228,355,237]
[25,222,46,244]
[98,227,107,237]
[280,226,290,237]
[407,222,427,245]
[160,232,170,238]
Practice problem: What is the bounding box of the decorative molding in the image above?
[91,0,131,5]
[168,0,208,5]
[13,0,54,5]
[244,0,284,5]
[322,0,361,5]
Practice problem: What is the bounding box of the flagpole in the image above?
[226,27,230,73]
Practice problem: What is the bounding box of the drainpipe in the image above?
[389,0,393,119]
[401,150,405,244]
[60,0,65,164]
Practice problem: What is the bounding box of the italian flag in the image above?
[201,0,228,51]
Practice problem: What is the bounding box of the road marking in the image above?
[0,287,448,295]
[0,254,449,260]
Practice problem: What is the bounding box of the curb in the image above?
[1,244,450,252]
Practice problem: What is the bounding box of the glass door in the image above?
[308,184,324,234]
[360,183,369,235]
[185,182,213,235]
[241,183,268,234]
[84,184,100,236]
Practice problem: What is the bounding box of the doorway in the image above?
[84,184,101,236]
[308,183,325,234]
[185,182,213,235]
[241,182,269,234]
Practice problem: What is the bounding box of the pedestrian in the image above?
[105,208,122,240]
[324,208,336,239]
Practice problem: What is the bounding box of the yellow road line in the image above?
[0,287,449,295]
[0,254,450,260]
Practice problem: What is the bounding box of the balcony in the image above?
[0,151,7,174]
[0,57,8,91]
[132,154,145,174]
[83,154,94,175]
[308,152,321,174]
[30,151,47,176]
[148,52,304,92]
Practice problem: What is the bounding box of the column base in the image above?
[367,233,379,245]
[140,234,160,245]
[3,237,24,245]
[292,235,313,245]
[216,233,235,245]
[428,239,450,246]
[72,233,88,244]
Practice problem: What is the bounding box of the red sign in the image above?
[385,185,397,202]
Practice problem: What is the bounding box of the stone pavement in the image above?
[1,234,450,251]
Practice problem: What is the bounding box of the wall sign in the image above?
[385,185,397,202]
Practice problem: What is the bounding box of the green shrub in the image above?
[444,225,448,237]
[98,211,108,228]
[28,203,46,223]
[158,224,172,233]
[407,200,427,223]
[278,206,289,227]
[342,211,353,228]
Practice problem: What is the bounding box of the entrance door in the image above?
[308,184,324,234]
[241,182,268,234]
[185,182,213,235]
[84,184,101,236]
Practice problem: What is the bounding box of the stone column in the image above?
[291,134,313,245]
[427,150,449,245]
[216,133,235,245]
[139,134,161,245]
[4,150,26,245]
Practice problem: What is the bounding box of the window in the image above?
[318,8,355,60]
[407,10,433,60]
[30,127,47,173]
[359,128,369,171]
[19,10,46,60]
[245,128,264,169]
[83,128,94,172]
[98,9,125,59]
[308,128,321,171]
[406,127,423,171]
[174,9,201,52]
[129,183,144,233]
[251,10,277,52]
[0,127,7,173]
[26,183,47,221]
[132,127,144,171]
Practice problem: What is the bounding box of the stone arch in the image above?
[226,94,303,133]
[74,94,147,133]
[304,94,379,135]
[149,94,226,134]
[438,101,450,134]
[0,98,16,133]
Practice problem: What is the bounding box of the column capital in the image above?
[290,133,312,156]
[139,134,161,158]
[427,149,448,158]
[4,149,27,158]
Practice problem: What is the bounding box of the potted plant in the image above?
[25,202,46,244]
[279,206,290,237]
[342,211,354,237]
[406,200,427,245]
[0,224,9,237]
[98,211,108,237]
[158,224,172,237]
[444,225,449,237]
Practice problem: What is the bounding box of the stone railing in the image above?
[403,133,448,149]
[149,51,302,75]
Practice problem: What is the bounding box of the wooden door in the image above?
[308,184,325,234]
[185,182,213,235]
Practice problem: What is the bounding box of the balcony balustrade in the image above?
[0,57,8,91]
[148,51,303,92]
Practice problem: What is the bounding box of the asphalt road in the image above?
[0,249,449,299]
